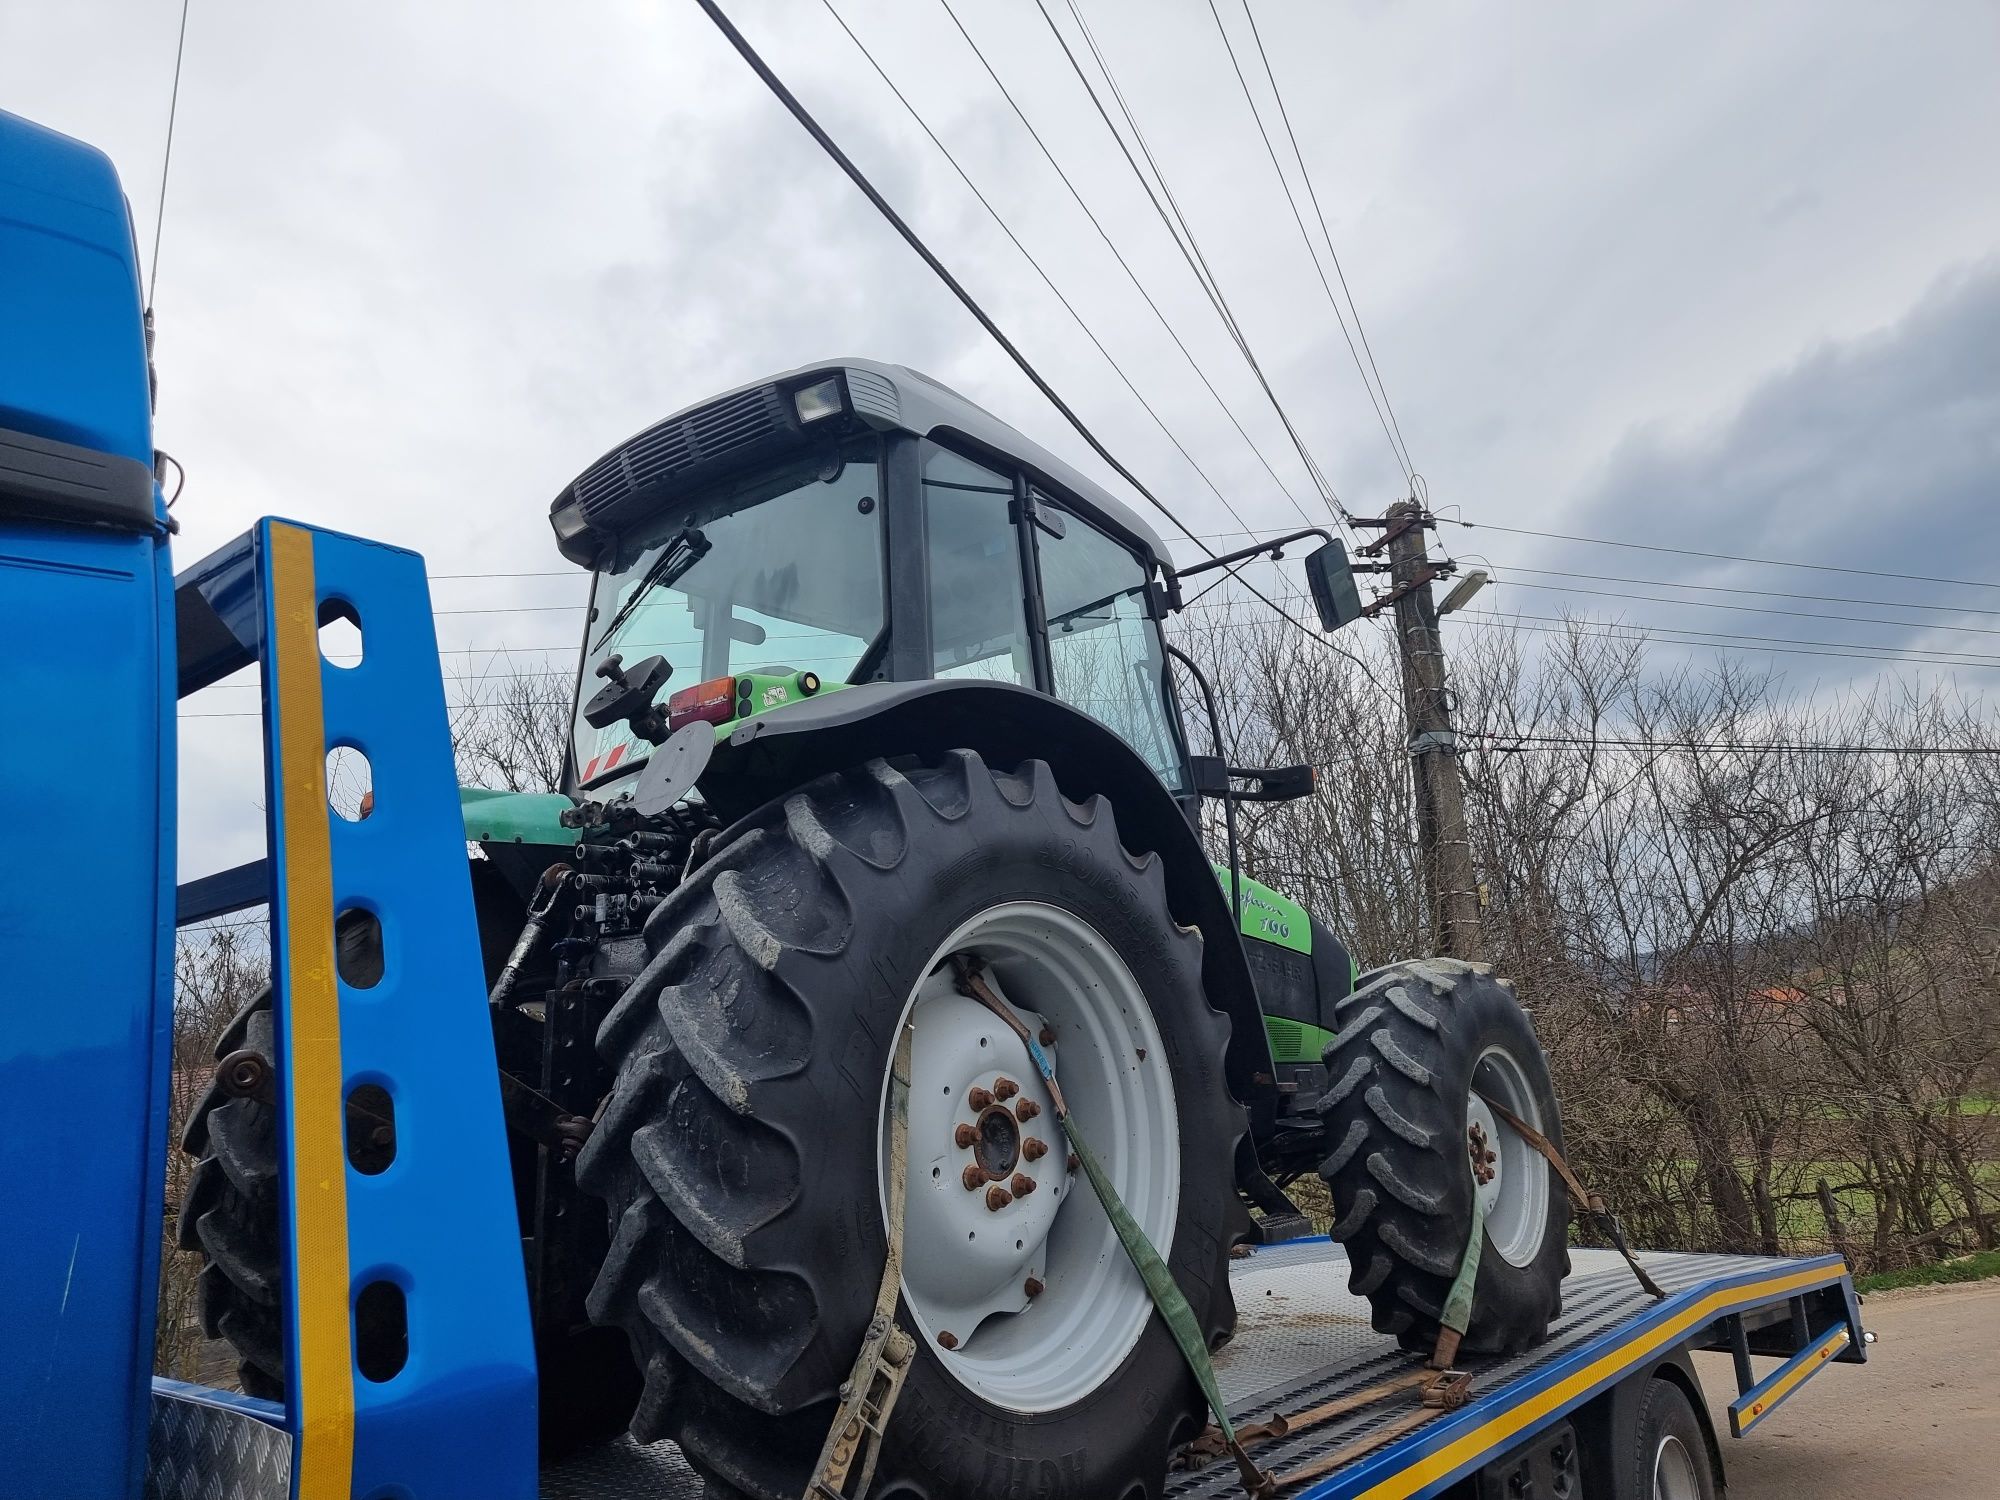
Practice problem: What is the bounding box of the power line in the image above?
[1442,517,2000,591]
[1240,0,1415,483]
[1485,563,2000,619]
[818,0,1280,544]
[931,0,1316,526]
[1204,0,1412,483]
[1457,612,2000,671]
[1463,608,2000,665]
[694,0,1376,687]
[1459,733,2000,759]
[1034,0,1350,524]
[1489,578,2000,638]
[147,0,194,307]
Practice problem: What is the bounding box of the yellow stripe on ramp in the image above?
[1356,1264,1840,1499]
[268,523,354,1498]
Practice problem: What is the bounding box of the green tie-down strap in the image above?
[956,964,1274,1499]
[1442,1191,1485,1339]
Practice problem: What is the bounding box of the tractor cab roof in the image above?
[549,358,1173,572]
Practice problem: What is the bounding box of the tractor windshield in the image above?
[573,435,885,787]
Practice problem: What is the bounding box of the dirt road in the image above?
[1694,1279,2000,1498]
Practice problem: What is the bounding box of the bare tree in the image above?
[451,656,572,793]
[1170,588,2000,1270]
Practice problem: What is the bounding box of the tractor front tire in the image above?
[577,752,1249,1500]
[1315,958,1569,1355]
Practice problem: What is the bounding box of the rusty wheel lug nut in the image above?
[993,1077,1019,1101]
[1014,1098,1040,1121]
[1066,1152,1079,1172]
[1022,1137,1048,1161]
[967,1086,994,1112]
[955,1123,978,1149]
[986,1185,1013,1211]
[1038,1024,1056,1046]
[1011,1172,1036,1197]
[962,1164,986,1191]
[937,1330,958,1350]
[1024,1277,1044,1298]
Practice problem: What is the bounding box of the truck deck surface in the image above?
[531,1239,1853,1500]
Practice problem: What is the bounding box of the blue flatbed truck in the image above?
[0,107,1869,1500]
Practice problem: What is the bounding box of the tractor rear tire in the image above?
[1314,958,1569,1355]
[576,752,1248,1500]
[176,913,640,1456]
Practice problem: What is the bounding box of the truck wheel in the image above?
[577,752,1248,1500]
[176,914,638,1455]
[1314,958,1569,1355]
[1625,1378,1717,1500]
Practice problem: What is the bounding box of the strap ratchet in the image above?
[803,1022,919,1499]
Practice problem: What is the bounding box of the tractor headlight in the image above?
[551,499,589,542]
[792,377,844,424]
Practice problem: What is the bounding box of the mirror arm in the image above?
[1170,527,1332,592]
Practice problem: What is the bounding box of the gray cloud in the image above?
[4,0,1996,873]
[1518,257,2000,687]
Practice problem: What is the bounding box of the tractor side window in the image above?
[1038,515,1184,790]
[922,446,1031,684]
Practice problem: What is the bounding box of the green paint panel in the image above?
[1263,1015,1338,1064]
[710,670,844,737]
[1213,864,1312,953]
[461,786,573,847]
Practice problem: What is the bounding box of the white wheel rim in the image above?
[1652,1432,1702,1500]
[878,901,1179,1413]
[1468,1044,1550,1268]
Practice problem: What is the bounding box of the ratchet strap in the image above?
[954,959,1276,1500]
[1475,1091,1666,1301]
[804,1022,918,1499]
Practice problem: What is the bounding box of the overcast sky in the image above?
[5,0,1996,877]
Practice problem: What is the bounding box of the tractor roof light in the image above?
[551,498,589,542]
[665,674,740,732]
[792,376,844,424]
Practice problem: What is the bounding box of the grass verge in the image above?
[1855,1249,2000,1294]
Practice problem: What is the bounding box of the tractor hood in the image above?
[460,786,572,848]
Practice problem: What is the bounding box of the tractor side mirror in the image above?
[1188,756,1316,803]
[1305,539,1364,634]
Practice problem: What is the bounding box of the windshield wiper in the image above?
[1047,586,1129,634]
[591,526,710,653]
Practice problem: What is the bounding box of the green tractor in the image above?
[180,361,1569,1498]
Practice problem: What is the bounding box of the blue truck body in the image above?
[0,108,177,1500]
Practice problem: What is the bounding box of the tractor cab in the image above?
[553,360,1195,802]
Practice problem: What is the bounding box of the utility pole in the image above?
[1357,500,1483,961]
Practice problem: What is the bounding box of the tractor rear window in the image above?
[922,446,1030,684]
[1038,515,1184,791]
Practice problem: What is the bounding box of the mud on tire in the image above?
[576,752,1249,1500]
[1314,958,1569,1355]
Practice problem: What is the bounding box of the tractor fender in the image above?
[699,678,1278,1105]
